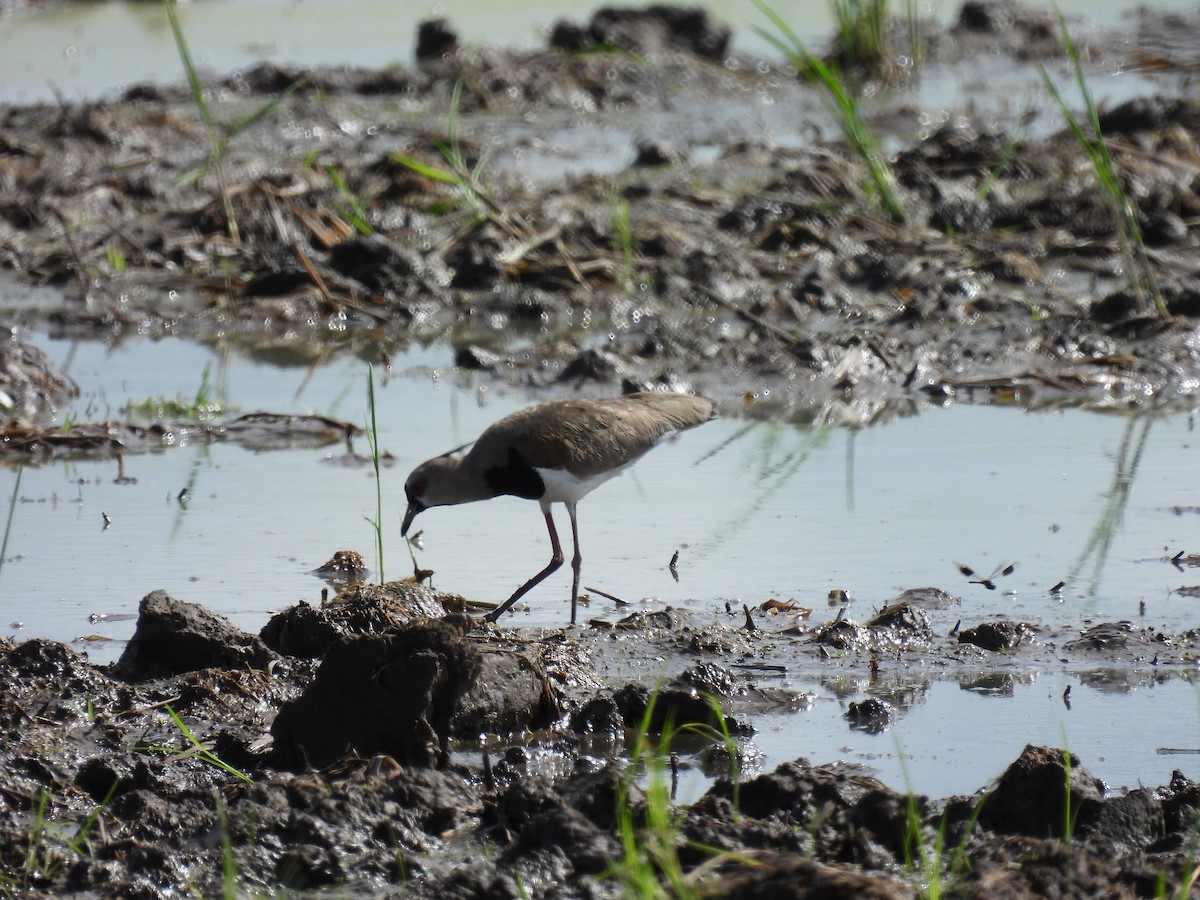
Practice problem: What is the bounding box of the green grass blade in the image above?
[327,165,374,235]
[0,456,24,583]
[162,0,213,135]
[1042,3,1165,316]
[391,153,462,185]
[366,363,384,583]
[163,704,252,782]
[753,0,904,222]
[226,75,308,142]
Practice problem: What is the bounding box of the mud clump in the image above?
[271,617,481,768]
[0,338,78,420]
[1,591,1199,896]
[116,589,277,679]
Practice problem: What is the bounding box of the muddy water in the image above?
[5,326,1198,796]
[1,0,1194,104]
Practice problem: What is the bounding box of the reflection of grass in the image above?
[755,0,905,222]
[1040,7,1164,317]
[0,456,23,584]
[693,421,830,554]
[1066,412,1155,596]
[168,448,208,543]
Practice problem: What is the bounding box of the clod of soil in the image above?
[2,583,1199,896]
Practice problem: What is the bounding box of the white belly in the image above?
[535,461,633,504]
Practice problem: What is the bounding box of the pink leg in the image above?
[485,504,563,622]
[567,502,582,625]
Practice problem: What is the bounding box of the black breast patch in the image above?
[483,446,545,500]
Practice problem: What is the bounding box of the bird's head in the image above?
[401,454,466,535]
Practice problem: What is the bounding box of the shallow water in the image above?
[3,321,1198,796]
[0,0,1193,105]
[752,675,1200,799]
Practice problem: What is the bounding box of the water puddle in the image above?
[2,0,1193,109]
[4,323,1198,795]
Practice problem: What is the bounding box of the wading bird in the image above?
[401,391,715,624]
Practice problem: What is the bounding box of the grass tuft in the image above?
[124,362,223,421]
[392,64,501,225]
[754,0,905,222]
[832,0,890,72]
[162,0,306,243]
[137,704,253,783]
[1039,5,1165,318]
[605,688,754,897]
[16,782,116,891]
[898,747,986,898]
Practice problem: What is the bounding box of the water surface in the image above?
[4,326,1197,797]
[1,0,1192,104]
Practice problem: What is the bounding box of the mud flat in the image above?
[1,584,1199,897]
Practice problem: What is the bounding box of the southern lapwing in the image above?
[401,391,715,624]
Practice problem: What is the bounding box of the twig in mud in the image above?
[553,235,587,285]
[295,247,390,323]
[583,585,628,607]
[697,284,805,349]
[293,204,355,248]
[296,247,335,306]
[119,695,184,718]
[406,537,434,586]
[496,224,563,267]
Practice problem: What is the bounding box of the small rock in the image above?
[415,18,458,62]
[957,620,1034,652]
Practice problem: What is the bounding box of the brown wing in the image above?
[473,393,713,479]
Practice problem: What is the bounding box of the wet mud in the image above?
[3,0,1200,895]
[2,2,1199,438]
[3,586,1200,897]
